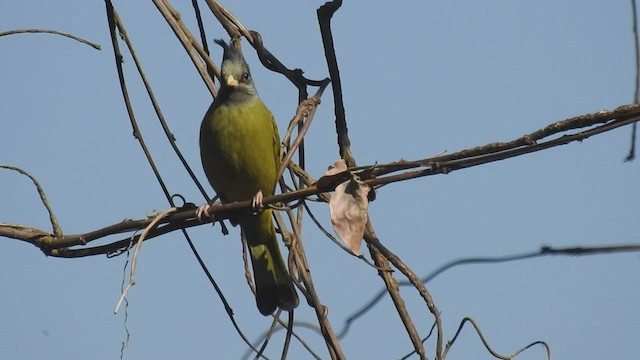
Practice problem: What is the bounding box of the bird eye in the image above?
[242,72,250,81]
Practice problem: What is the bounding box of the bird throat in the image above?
[220,86,257,106]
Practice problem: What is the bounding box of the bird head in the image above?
[215,39,257,96]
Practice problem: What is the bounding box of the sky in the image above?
[1,1,639,359]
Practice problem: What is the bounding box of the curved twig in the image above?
[340,244,640,341]
[0,165,62,238]
[151,0,218,96]
[442,317,551,359]
[0,28,101,50]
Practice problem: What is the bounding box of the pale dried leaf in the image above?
[329,174,370,256]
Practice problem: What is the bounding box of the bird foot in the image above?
[251,190,264,213]
[196,203,213,222]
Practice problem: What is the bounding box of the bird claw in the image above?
[251,190,264,213]
[196,203,212,222]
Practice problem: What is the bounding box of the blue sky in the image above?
[1,1,638,359]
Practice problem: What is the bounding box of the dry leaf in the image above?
[326,160,370,255]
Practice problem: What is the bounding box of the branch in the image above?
[626,0,639,161]
[0,165,62,238]
[442,317,551,360]
[365,224,443,359]
[317,0,354,167]
[151,0,218,96]
[367,238,428,360]
[0,28,101,50]
[339,243,640,342]
[366,104,640,186]
[2,104,639,257]
[277,209,347,359]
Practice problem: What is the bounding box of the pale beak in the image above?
[226,74,239,87]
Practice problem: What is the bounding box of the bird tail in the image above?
[241,210,299,315]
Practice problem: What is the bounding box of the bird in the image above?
[198,38,299,315]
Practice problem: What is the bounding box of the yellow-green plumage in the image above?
[199,39,298,315]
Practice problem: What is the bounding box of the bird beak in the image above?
[226,75,239,87]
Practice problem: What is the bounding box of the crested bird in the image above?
[198,39,299,315]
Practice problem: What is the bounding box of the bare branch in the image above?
[278,80,331,181]
[151,0,218,96]
[111,10,211,202]
[280,208,346,359]
[0,165,62,238]
[341,243,640,342]
[317,1,355,167]
[365,224,443,359]
[367,240,428,360]
[442,317,551,360]
[627,0,639,161]
[0,28,101,50]
[3,105,639,257]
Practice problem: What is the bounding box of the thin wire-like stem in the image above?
[281,310,294,360]
[626,0,639,161]
[340,244,640,343]
[277,80,330,181]
[367,240,428,360]
[114,208,176,313]
[241,316,323,360]
[0,28,101,49]
[151,0,218,96]
[111,11,211,202]
[442,317,551,360]
[104,1,171,202]
[365,223,441,359]
[0,165,62,239]
[282,208,346,360]
[399,321,438,360]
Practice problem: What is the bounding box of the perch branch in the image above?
[2,105,639,257]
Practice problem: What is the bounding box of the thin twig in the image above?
[204,2,325,90]
[0,165,62,239]
[151,0,217,96]
[365,223,442,359]
[341,244,640,341]
[283,208,346,359]
[0,28,101,50]
[190,0,212,76]
[114,208,176,313]
[278,80,331,181]
[105,1,171,200]
[253,310,280,360]
[442,317,551,360]
[111,11,211,202]
[241,320,323,360]
[367,240,428,360]
[281,310,294,360]
[399,320,438,360]
[627,0,639,161]
[317,1,354,166]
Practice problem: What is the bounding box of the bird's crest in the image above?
[215,39,248,71]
